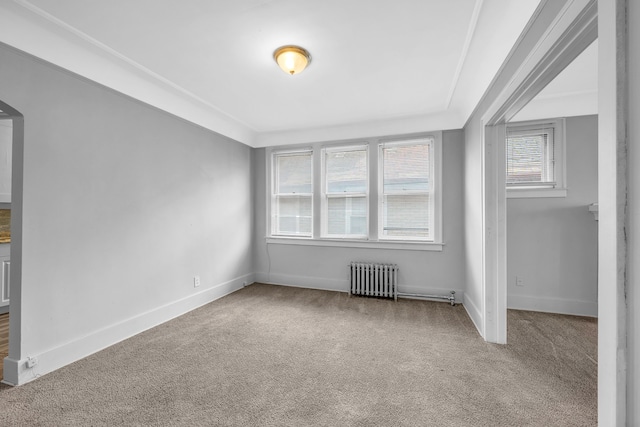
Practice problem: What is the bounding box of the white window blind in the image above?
[379,140,433,240]
[322,146,368,238]
[272,151,313,237]
[506,126,555,187]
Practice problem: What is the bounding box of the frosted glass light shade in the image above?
[273,45,311,75]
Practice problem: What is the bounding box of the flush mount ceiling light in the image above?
[273,45,311,75]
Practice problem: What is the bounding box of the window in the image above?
[507,126,554,185]
[379,139,435,241]
[506,119,566,198]
[267,132,442,249]
[271,150,313,237]
[322,146,368,238]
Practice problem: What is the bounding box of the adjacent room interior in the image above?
[0,0,638,425]
[505,39,599,319]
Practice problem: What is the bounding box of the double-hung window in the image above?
[379,139,435,241]
[506,119,566,197]
[267,132,442,249]
[322,145,368,238]
[271,150,313,237]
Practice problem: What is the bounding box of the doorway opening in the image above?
[504,39,598,319]
[0,100,24,385]
[0,115,11,379]
[479,2,597,344]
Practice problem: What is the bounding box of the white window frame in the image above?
[270,149,313,238]
[265,132,443,251]
[321,144,369,239]
[506,118,567,198]
[378,135,442,243]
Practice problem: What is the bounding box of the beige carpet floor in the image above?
[0,284,597,426]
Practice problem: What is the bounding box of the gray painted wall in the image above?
[507,115,598,316]
[0,43,254,384]
[253,130,466,299]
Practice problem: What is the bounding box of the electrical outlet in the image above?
[516,276,525,287]
[26,356,38,368]
[194,276,200,287]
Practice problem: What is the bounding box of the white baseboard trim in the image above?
[2,273,253,386]
[463,294,483,337]
[255,272,463,303]
[255,272,347,293]
[507,294,597,317]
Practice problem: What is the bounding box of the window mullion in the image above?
[313,147,321,239]
[369,144,379,240]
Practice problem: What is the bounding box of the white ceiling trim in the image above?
[511,90,597,122]
[532,88,597,100]
[445,0,485,110]
[13,0,253,130]
[254,111,464,148]
[2,0,257,145]
[0,0,547,149]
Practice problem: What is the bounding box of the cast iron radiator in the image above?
[349,262,398,301]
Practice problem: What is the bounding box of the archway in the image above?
[0,99,24,385]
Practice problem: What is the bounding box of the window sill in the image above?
[507,188,567,199]
[265,237,443,251]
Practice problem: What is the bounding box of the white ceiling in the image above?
[0,0,545,147]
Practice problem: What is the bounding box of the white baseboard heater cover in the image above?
[349,262,398,301]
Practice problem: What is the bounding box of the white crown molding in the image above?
[1,1,467,149]
[0,1,523,149]
[511,90,597,122]
[0,1,465,150]
[533,88,597,100]
[1,0,257,146]
[445,0,484,110]
[253,111,465,148]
